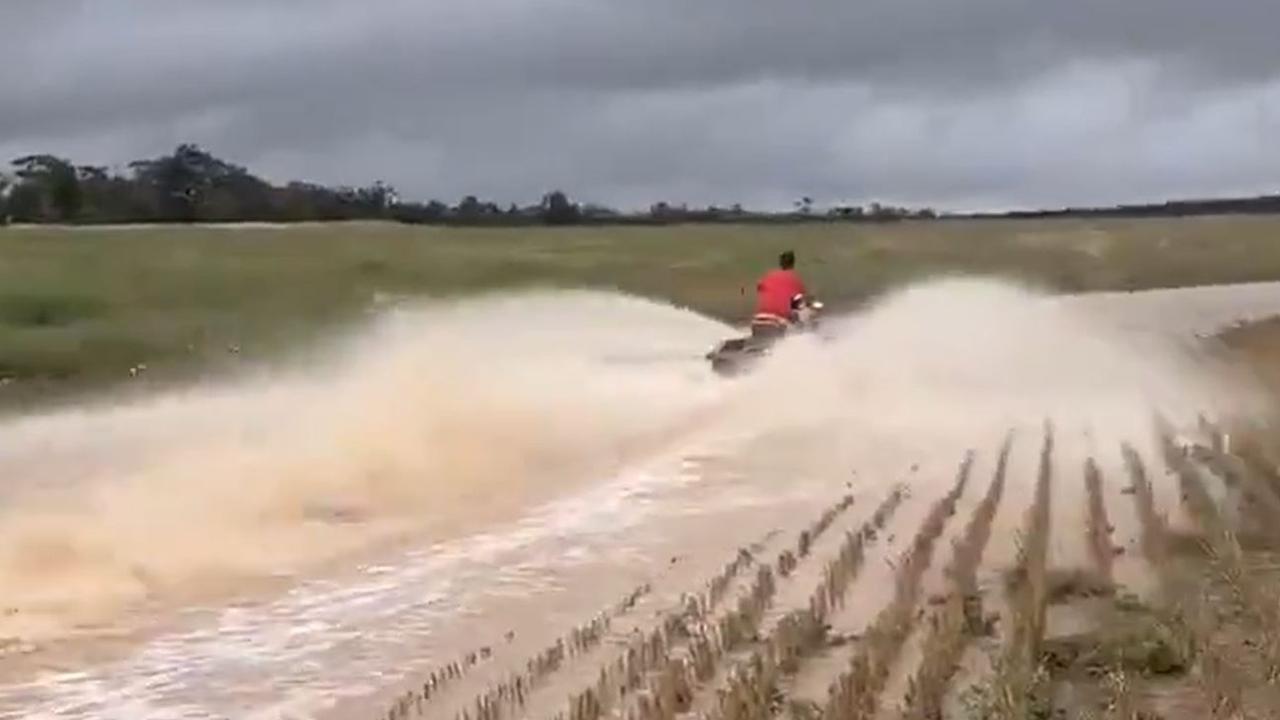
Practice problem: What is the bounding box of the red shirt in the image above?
[755,269,807,318]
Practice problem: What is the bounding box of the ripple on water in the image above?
[0,452,818,720]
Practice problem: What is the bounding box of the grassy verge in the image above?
[3,215,1280,409]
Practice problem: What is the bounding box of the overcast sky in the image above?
[2,1,1278,211]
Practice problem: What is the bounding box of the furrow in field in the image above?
[897,437,1011,720]
[376,581,653,720]
[1083,458,1116,588]
[781,486,939,713]
[681,488,908,720]
[380,515,786,720]
[940,432,1033,718]
[1036,449,1167,720]
[1097,443,1154,600]
[1189,441,1280,550]
[981,423,1053,720]
[818,453,975,720]
[1160,432,1280,707]
[872,453,984,720]
[1045,429,1099,582]
[1122,444,1166,568]
[610,489,905,720]
[547,491,864,720]
[541,524,800,720]
[1125,440,1254,719]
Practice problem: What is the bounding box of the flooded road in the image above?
[1,279,1278,719]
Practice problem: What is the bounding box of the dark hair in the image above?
[779,251,796,270]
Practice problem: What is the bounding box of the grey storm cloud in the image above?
[1,0,1278,210]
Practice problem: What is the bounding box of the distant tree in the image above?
[455,195,484,220]
[5,182,43,222]
[277,181,327,221]
[76,165,109,183]
[47,157,84,220]
[794,196,814,215]
[580,203,617,219]
[0,173,10,224]
[74,165,131,222]
[130,146,200,220]
[212,171,275,220]
[424,200,449,219]
[128,144,267,222]
[541,190,580,225]
[11,154,82,221]
[830,205,864,219]
[352,181,395,216]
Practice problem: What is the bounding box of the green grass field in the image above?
[2,215,1280,409]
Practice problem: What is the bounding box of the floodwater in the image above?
[0,279,1276,720]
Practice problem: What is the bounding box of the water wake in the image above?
[0,290,731,642]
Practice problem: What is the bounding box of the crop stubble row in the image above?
[374,421,1280,720]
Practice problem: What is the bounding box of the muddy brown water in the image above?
[3,279,1280,719]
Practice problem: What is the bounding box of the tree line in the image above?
[8,144,1268,227]
[0,144,942,226]
[968,195,1280,220]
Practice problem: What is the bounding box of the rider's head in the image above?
[779,251,796,270]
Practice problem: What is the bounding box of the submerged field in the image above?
[355,413,1280,720]
[344,310,1280,720]
[3,215,1280,408]
[5,220,1280,719]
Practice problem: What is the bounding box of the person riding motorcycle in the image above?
[751,250,808,341]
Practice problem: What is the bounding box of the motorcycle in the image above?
[705,294,824,377]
